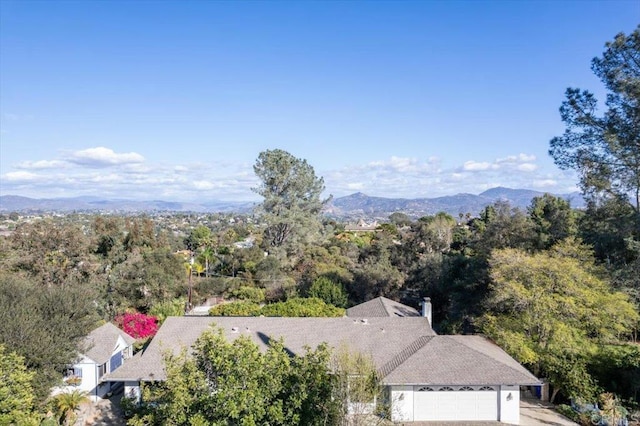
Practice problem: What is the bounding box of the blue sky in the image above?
[1,1,638,202]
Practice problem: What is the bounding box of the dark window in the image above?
[98,363,106,378]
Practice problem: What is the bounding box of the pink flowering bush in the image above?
[115,312,158,339]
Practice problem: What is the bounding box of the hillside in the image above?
[0,187,584,219]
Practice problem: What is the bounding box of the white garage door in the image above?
[413,385,498,421]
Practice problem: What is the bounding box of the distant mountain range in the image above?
[325,187,585,220]
[0,188,585,219]
[0,195,258,215]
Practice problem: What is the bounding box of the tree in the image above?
[481,239,638,402]
[110,248,185,312]
[528,193,577,250]
[149,298,186,324]
[331,344,386,425]
[129,328,339,425]
[209,300,262,316]
[0,273,98,402]
[184,225,212,252]
[0,345,40,425]
[472,201,535,256]
[209,297,345,317]
[260,297,345,317]
[253,149,330,254]
[8,220,94,287]
[411,213,457,254]
[549,26,640,214]
[307,276,348,308]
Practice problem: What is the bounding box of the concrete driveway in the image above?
[519,398,578,426]
[393,398,578,425]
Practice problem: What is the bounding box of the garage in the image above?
[413,385,499,421]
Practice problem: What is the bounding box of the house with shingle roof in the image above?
[53,322,135,401]
[106,299,539,423]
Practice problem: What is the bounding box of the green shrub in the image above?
[228,286,265,304]
[209,301,261,316]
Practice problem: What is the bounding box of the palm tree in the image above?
[192,261,206,277]
[199,246,215,277]
[53,389,89,425]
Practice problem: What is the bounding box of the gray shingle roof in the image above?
[105,316,538,387]
[346,296,420,318]
[82,322,136,365]
[382,335,539,386]
[106,316,435,381]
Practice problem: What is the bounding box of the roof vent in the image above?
[231,326,239,333]
[360,318,369,325]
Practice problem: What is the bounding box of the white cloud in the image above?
[532,179,558,188]
[497,153,536,163]
[0,149,580,203]
[4,171,40,181]
[193,180,217,190]
[346,182,365,191]
[89,173,124,183]
[16,160,67,170]
[462,161,495,171]
[517,163,538,172]
[69,147,145,167]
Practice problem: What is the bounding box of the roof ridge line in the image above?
[380,297,392,316]
[378,335,432,378]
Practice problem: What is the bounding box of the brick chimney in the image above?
[421,297,432,326]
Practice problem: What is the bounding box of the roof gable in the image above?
[382,335,539,386]
[346,297,420,318]
[82,322,136,365]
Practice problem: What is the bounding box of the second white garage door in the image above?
[413,385,499,421]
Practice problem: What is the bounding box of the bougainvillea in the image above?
[114,312,158,339]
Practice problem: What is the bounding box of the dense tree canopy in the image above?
[0,273,99,402]
[481,239,638,402]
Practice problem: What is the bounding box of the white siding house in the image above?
[53,322,135,401]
